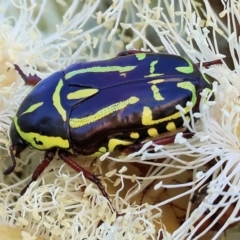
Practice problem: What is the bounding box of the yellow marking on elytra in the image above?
[130,132,139,139]
[150,60,158,73]
[142,81,196,126]
[204,88,212,95]
[14,117,69,150]
[166,122,176,131]
[90,146,107,157]
[175,58,194,74]
[108,139,133,152]
[90,152,103,157]
[144,61,163,77]
[53,79,67,121]
[201,87,212,103]
[65,66,137,80]
[177,81,197,105]
[151,85,164,101]
[148,79,164,84]
[67,88,99,100]
[201,73,210,84]
[20,102,43,116]
[136,53,146,60]
[142,106,180,126]
[145,73,164,78]
[99,146,107,153]
[147,128,159,137]
[70,96,139,128]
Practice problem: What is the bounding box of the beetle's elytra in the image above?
[6,50,221,211]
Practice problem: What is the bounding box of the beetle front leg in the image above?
[14,64,42,85]
[20,150,56,195]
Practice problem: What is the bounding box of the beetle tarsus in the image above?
[14,64,42,85]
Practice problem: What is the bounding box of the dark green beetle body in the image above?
[6,51,219,211]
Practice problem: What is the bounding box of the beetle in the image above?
[5,50,221,209]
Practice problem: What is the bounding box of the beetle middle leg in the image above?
[58,149,118,214]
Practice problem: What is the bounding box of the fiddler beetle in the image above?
[6,50,221,212]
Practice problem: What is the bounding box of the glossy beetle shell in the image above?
[11,52,213,156]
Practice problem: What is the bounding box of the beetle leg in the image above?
[4,145,17,175]
[123,132,194,154]
[20,150,56,195]
[195,59,222,68]
[150,132,194,145]
[14,64,42,85]
[117,50,150,57]
[58,150,114,210]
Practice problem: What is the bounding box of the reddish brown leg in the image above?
[14,64,42,85]
[4,145,17,175]
[150,132,194,145]
[117,50,150,57]
[58,149,121,215]
[20,150,56,195]
[59,150,125,216]
[195,59,222,68]
[123,132,194,154]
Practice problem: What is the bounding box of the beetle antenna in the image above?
[14,64,42,85]
[4,145,16,175]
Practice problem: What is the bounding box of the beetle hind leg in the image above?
[123,131,195,154]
